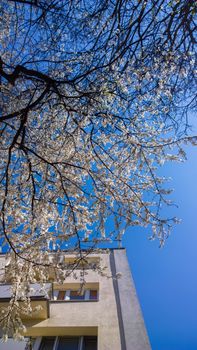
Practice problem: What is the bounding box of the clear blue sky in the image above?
[124,139,197,349]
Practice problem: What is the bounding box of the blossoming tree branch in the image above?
[0,0,196,338]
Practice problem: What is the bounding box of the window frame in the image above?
[52,289,98,302]
[33,336,97,350]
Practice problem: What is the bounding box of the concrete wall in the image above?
[113,249,151,350]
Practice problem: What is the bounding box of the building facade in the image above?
[0,248,151,350]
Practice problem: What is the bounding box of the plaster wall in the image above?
[114,249,151,350]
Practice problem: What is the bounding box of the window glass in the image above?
[53,290,59,300]
[58,291,65,300]
[89,290,98,300]
[70,290,84,300]
[83,337,97,350]
[53,289,98,301]
[39,337,97,350]
[39,337,55,350]
[57,337,79,350]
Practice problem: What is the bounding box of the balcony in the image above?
[0,283,51,320]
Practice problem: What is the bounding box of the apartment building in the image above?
[0,248,151,350]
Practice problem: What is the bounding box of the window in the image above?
[58,291,66,301]
[39,337,55,350]
[57,338,79,350]
[53,289,98,301]
[38,337,97,350]
[83,337,97,350]
[70,291,84,301]
[89,290,97,301]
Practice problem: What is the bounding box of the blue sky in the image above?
[124,138,197,349]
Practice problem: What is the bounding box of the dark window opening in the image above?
[39,336,97,350]
[39,337,55,350]
[58,337,79,350]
